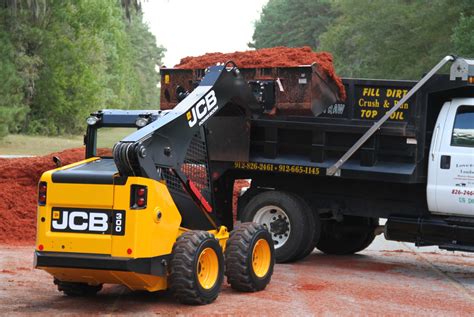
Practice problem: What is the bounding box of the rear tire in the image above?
[240,191,306,263]
[225,222,274,292]
[316,216,378,255]
[54,279,102,297]
[169,231,224,305]
[291,196,320,261]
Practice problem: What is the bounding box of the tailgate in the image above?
[37,159,117,255]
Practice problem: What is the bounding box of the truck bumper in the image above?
[385,216,474,252]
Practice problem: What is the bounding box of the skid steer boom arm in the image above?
[113,63,258,217]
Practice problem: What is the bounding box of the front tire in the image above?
[240,191,306,263]
[316,216,378,255]
[169,231,224,305]
[225,222,274,292]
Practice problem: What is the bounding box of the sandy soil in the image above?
[1,238,473,316]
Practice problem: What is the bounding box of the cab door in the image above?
[428,99,474,216]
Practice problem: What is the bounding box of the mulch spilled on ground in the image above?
[175,46,346,100]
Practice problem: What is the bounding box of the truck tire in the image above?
[225,222,274,292]
[240,191,308,263]
[291,196,321,261]
[54,279,102,297]
[169,231,224,305]
[316,216,378,255]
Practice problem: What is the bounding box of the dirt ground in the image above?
[1,237,473,316]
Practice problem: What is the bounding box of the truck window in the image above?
[451,106,474,147]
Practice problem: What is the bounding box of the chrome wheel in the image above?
[253,205,290,249]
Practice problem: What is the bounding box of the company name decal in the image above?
[51,209,125,235]
[187,89,218,128]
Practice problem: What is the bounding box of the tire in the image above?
[169,230,224,305]
[225,222,274,292]
[240,191,306,263]
[291,196,321,261]
[316,216,378,255]
[54,279,102,297]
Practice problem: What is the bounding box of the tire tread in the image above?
[225,222,273,292]
[169,230,222,305]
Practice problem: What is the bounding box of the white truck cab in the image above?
[428,98,474,216]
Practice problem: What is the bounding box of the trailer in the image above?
[161,56,474,262]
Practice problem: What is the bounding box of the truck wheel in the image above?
[54,279,102,296]
[225,222,274,292]
[291,196,321,261]
[240,191,307,263]
[316,216,378,255]
[169,231,224,305]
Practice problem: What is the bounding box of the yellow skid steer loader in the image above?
[35,62,274,305]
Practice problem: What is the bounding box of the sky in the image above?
[141,0,269,67]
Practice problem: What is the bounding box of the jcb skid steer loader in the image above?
[34,62,275,305]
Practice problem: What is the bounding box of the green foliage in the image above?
[250,0,336,49]
[319,0,473,79]
[252,0,474,80]
[0,21,28,137]
[453,13,474,56]
[0,0,164,136]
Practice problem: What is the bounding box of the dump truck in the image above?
[34,63,277,305]
[161,56,474,263]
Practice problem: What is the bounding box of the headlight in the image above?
[86,116,99,125]
[135,117,149,128]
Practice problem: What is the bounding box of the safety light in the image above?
[135,117,150,128]
[130,185,147,209]
[127,248,133,255]
[38,244,44,251]
[137,188,146,197]
[38,182,47,206]
[137,198,145,207]
[86,116,99,125]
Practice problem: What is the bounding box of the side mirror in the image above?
[52,156,62,168]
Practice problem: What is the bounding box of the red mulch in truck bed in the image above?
[174,46,345,100]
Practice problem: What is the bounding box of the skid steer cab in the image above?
[35,64,275,305]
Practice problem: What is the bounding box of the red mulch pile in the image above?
[0,148,90,245]
[175,46,345,100]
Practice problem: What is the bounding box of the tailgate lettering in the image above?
[51,209,124,235]
[69,211,89,231]
[89,213,108,232]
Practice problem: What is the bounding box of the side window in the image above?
[451,106,474,147]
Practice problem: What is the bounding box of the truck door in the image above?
[427,99,474,216]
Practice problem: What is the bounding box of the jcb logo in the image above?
[187,90,218,128]
[51,209,125,235]
[52,211,108,232]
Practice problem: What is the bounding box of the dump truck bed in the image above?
[160,67,473,184]
[160,64,342,116]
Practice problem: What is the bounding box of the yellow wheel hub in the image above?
[197,247,219,289]
[252,238,271,278]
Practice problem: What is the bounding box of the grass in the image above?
[0,128,137,156]
[96,127,137,149]
[0,134,84,156]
